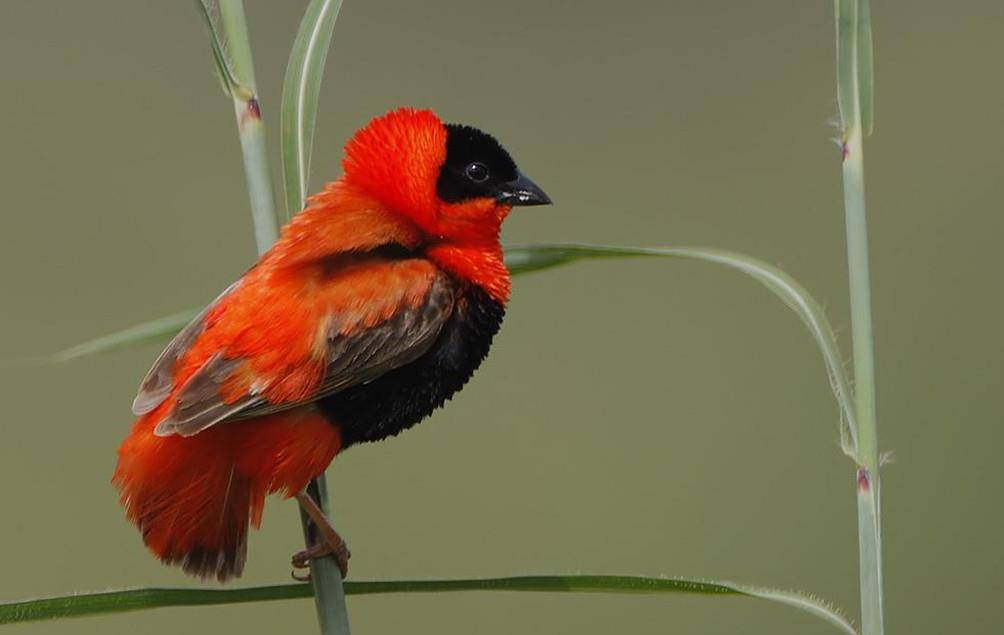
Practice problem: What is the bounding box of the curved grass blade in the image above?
[41,308,199,364]
[506,243,859,457]
[194,0,246,99]
[857,0,874,135]
[278,2,349,633]
[0,575,855,634]
[280,0,345,219]
[38,243,859,458]
[834,0,874,136]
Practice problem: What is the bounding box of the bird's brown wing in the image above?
[131,282,241,416]
[150,259,456,437]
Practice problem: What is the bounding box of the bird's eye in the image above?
[464,162,490,183]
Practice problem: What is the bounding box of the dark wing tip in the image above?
[131,282,242,417]
[154,354,262,437]
[153,398,257,438]
[132,388,170,416]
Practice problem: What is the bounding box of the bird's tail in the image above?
[113,407,340,581]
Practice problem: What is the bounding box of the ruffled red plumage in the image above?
[114,408,340,580]
[113,108,515,580]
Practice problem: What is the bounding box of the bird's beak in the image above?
[497,172,552,206]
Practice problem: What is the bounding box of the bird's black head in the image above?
[436,124,551,207]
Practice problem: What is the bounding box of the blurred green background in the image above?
[2,1,1002,633]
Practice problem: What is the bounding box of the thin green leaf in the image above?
[194,0,247,100]
[42,308,199,363]
[277,4,350,633]
[834,0,874,135]
[506,243,859,457]
[216,0,260,90]
[857,0,874,135]
[834,0,855,132]
[280,0,345,218]
[0,575,855,634]
[39,244,858,458]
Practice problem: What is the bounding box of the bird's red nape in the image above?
[342,108,447,233]
[340,108,517,302]
[113,106,551,581]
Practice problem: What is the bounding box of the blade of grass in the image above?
[278,2,349,632]
[40,308,199,363]
[857,0,874,136]
[42,243,859,457]
[194,1,241,97]
[835,0,874,136]
[280,0,345,218]
[201,0,280,252]
[0,575,856,634]
[506,243,859,453]
[835,1,884,633]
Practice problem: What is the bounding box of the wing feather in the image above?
[226,272,455,422]
[151,260,456,437]
[154,354,263,437]
[131,282,240,415]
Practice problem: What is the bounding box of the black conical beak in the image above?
[497,172,552,206]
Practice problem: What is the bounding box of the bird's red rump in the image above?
[113,407,340,581]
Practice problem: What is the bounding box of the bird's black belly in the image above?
[318,285,505,447]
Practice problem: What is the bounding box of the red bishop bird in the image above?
[113,107,551,581]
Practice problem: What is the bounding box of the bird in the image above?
[112,107,551,582]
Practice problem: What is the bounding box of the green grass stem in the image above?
[834,1,884,634]
[214,0,279,253]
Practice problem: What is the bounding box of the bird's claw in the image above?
[290,539,351,580]
[292,489,351,580]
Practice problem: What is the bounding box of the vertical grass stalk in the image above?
[277,2,351,632]
[834,1,884,634]
[216,0,279,253]
[211,3,350,633]
[299,479,351,635]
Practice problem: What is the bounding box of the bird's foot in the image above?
[291,537,351,581]
[291,490,351,580]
